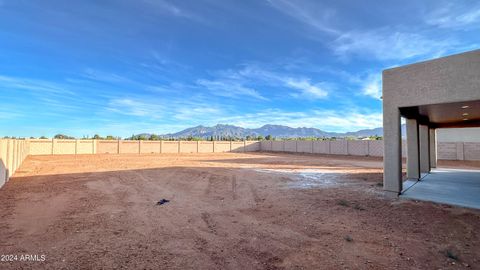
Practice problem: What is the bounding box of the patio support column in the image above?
[406,118,420,180]
[383,107,402,195]
[419,124,430,174]
[429,128,437,168]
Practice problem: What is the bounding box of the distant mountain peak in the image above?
[147,123,393,139]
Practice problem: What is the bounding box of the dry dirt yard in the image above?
[0,152,479,269]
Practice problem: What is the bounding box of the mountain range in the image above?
[138,124,400,139]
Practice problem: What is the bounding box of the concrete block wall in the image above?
[119,140,140,154]
[297,141,313,153]
[180,141,198,153]
[313,141,329,154]
[77,140,95,154]
[464,143,480,161]
[162,141,180,153]
[27,139,262,156]
[259,140,480,161]
[347,140,368,156]
[284,141,297,152]
[0,139,29,188]
[245,141,261,152]
[139,141,161,154]
[198,141,214,153]
[97,140,119,154]
[231,141,246,152]
[330,141,348,155]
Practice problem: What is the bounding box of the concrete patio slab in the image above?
[401,168,480,209]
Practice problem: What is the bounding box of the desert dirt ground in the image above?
[0,152,479,269]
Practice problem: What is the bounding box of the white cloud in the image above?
[142,0,203,21]
[360,74,382,99]
[425,4,480,29]
[285,78,328,99]
[196,79,267,100]
[0,75,75,95]
[83,69,133,84]
[333,28,457,61]
[107,98,164,117]
[267,0,339,34]
[202,64,331,100]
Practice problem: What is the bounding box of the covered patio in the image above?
[401,168,480,209]
[382,49,480,208]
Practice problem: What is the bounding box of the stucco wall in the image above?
[437,128,480,143]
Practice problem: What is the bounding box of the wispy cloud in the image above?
[142,0,204,21]
[201,64,331,100]
[360,73,382,100]
[196,79,268,100]
[107,98,164,118]
[83,69,134,84]
[332,28,457,61]
[285,78,328,99]
[0,75,75,95]
[425,3,480,29]
[267,0,339,34]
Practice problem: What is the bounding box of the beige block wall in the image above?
[162,141,180,153]
[119,141,140,154]
[330,141,348,155]
[29,139,53,155]
[198,141,214,153]
[347,140,368,156]
[284,141,297,152]
[271,141,284,152]
[53,139,76,155]
[245,141,260,152]
[0,140,7,187]
[368,141,383,157]
[180,141,198,153]
[97,140,119,154]
[77,140,95,154]
[297,141,313,153]
[313,141,329,154]
[260,141,272,151]
[0,139,29,189]
[231,141,245,152]
[140,141,161,154]
[437,142,457,160]
[214,141,231,153]
[464,142,480,161]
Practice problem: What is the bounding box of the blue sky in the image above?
[0,0,479,138]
